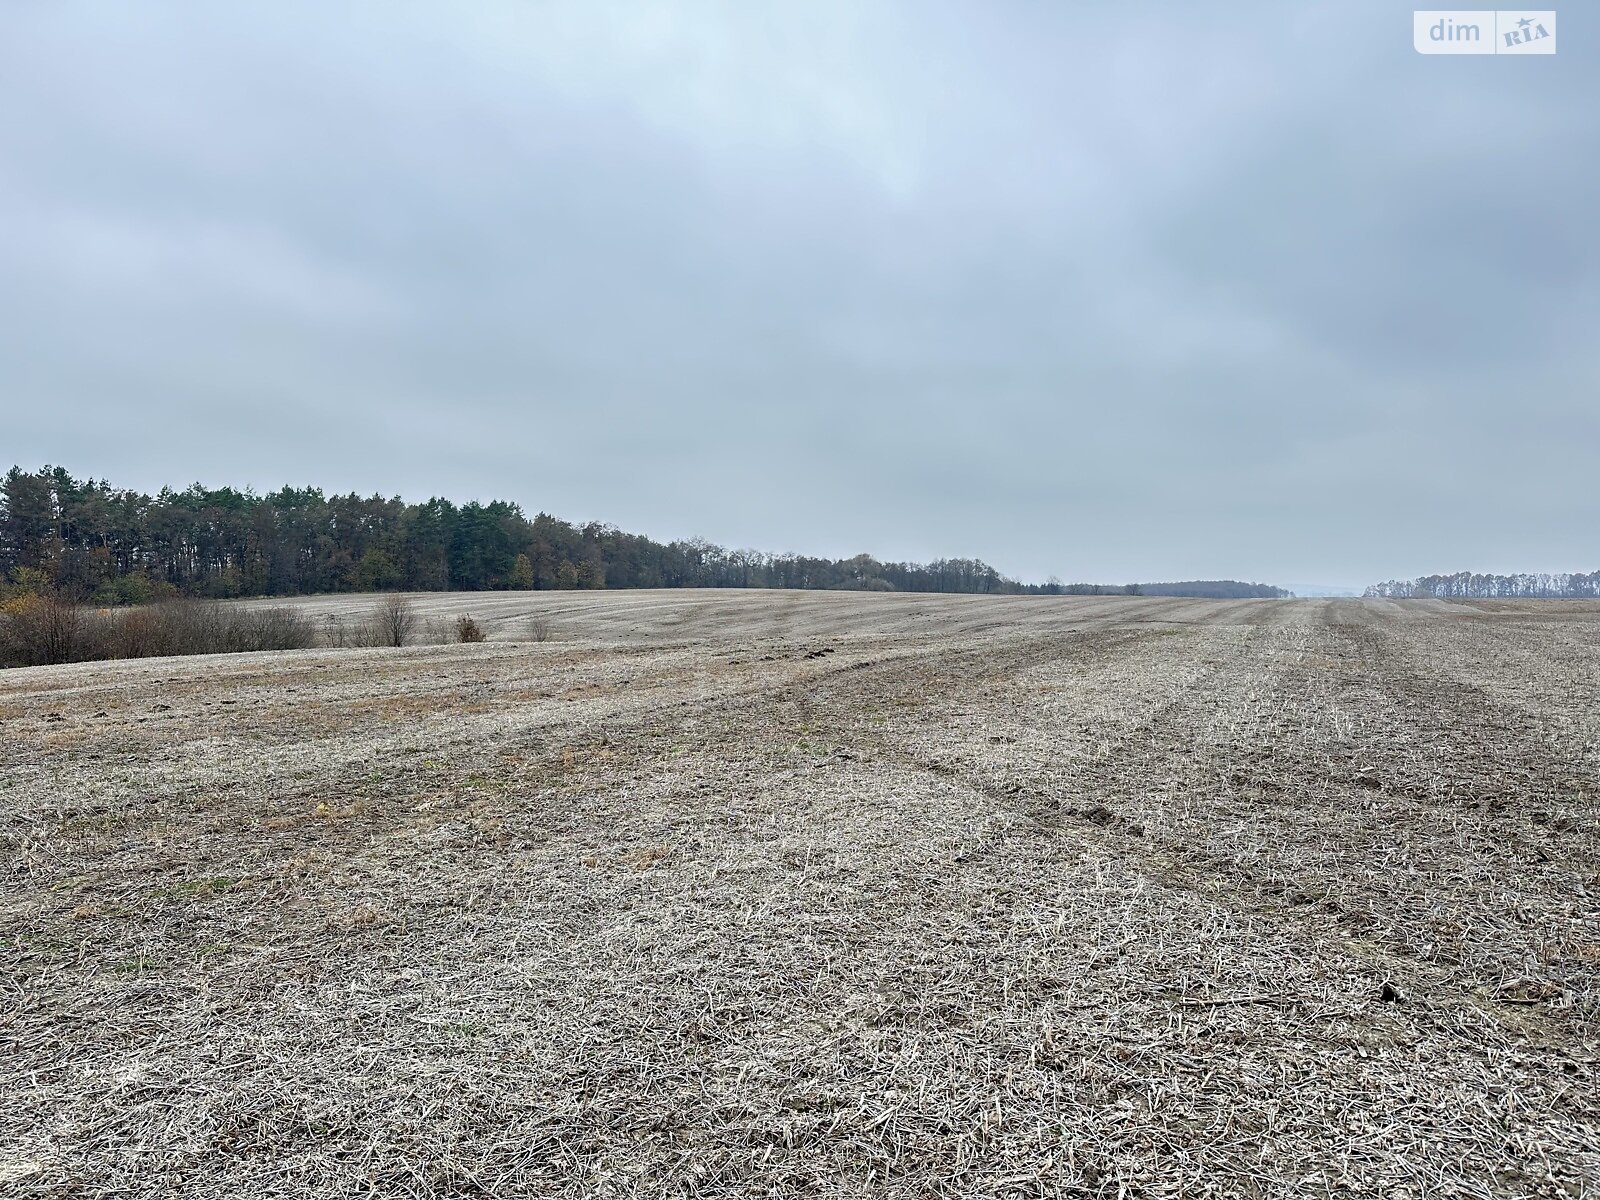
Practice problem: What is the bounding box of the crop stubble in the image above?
[1,591,1596,1197]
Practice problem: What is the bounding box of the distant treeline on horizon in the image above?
[1,466,1288,603]
[1365,571,1600,599]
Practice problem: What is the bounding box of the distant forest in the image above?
[1366,571,1600,599]
[1123,581,1289,599]
[1,466,1287,603]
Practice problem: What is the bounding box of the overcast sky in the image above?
[2,2,1594,590]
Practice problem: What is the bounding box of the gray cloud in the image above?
[2,0,1595,589]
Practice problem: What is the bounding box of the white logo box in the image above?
[1414,10,1556,53]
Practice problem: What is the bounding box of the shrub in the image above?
[0,591,85,666]
[455,615,487,643]
[526,616,552,643]
[371,594,418,647]
[1,597,317,667]
[109,605,167,658]
[8,567,54,597]
[149,598,227,654]
[231,605,317,653]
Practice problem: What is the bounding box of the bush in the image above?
[232,605,317,653]
[454,615,487,643]
[1,596,316,667]
[526,616,552,643]
[0,591,84,666]
[146,598,226,654]
[371,594,418,647]
[110,605,168,658]
[116,601,316,658]
[90,574,179,607]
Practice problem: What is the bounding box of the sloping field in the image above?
[3,591,1597,1197]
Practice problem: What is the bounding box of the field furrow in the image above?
[2,591,1596,1198]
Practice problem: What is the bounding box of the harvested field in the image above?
[3,590,1597,1197]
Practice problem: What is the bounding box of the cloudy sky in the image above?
[2,2,1594,590]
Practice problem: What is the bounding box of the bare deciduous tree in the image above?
[373,594,418,647]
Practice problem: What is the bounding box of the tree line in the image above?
[0,465,1040,601]
[1365,571,1600,599]
[0,465,1289,604]
[1129,580,1289,599]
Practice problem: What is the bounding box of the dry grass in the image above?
[1,591,1596,1197]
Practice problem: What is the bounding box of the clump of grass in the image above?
[110,955,164,974]
[156,876,243,899]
